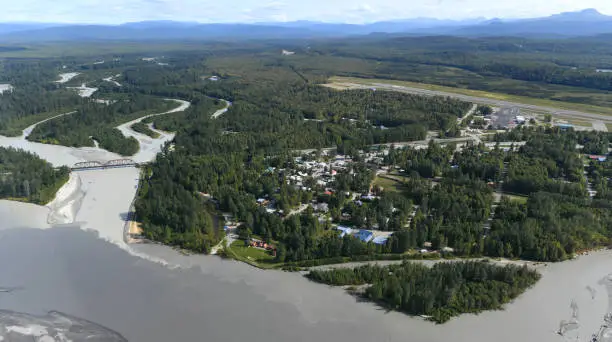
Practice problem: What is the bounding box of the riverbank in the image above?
[1,175,611,342]
[115,99,191,162]
[55,72,80,84]
[46,172,84,225]
[210,99,232,119]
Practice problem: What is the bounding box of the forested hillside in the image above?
[0,147,69,204]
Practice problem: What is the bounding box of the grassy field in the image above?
[373,174,408,193]
[0,41,221,58]
[327,76,612,117]
[556,118,594,127]
[226,240,280,269]
[504,194,529,204]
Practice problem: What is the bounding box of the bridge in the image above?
[71,159,139,171]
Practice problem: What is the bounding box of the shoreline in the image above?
[46,172,84,225]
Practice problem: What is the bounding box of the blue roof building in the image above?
[336,226,353,238]
[356,230,374,243]
[372,236,389,245]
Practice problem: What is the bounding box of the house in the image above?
[355,230,374,243]
[372,236,389,245]
[361,194,376,201]
[249,239,277,256]
[588,155,607,162]
[336,226,353,237]
[314,203,329,213]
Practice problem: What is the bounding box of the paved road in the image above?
[294,139,526,155]
[342,82,612,123]
[592,121,609,132]
[458,104,477,126]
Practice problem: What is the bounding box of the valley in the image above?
[1,21,612,341]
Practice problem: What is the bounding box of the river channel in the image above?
[0,98,610,341]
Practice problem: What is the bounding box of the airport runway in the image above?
[337,82,612,123]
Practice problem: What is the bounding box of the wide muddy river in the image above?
[0,99,610,341]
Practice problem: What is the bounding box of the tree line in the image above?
[307,261,541,323]
[0,147,69,204]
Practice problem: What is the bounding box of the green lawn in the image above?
[328,76,612,117]
[373,175,408,193]
[504,194,529,204]
[227,241,280,269]
[557,118,594,127]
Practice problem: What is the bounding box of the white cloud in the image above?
[0,0,611,23]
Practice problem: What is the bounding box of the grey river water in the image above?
[1,207,611,342]
[0,95,611,341]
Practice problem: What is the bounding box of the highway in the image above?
[338,82,612,123]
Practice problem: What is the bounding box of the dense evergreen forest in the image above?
[0,59,87,136]
[27,95,175,155]
[132,69,472,254]
[130,121,159,138]
[1,37,611,265]
[120,43,612,263]
[0,147,69,204]
[307,261,541,323]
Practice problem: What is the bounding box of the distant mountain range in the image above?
[0,9,611,41]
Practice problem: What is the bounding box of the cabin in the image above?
[588,155,607,162]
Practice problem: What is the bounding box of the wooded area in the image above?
[27,95,174,155]
[307,261,541,323]
[0,147,69,204]
[1,37,611,265]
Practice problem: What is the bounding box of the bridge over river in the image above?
[71,159,140,171]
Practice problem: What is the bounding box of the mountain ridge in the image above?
[1,9,611,41]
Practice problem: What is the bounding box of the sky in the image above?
[2,0,612,24]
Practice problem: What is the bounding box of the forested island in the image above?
[307,261,541,323]
[0,147,69,204]
[130,121,159,138]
